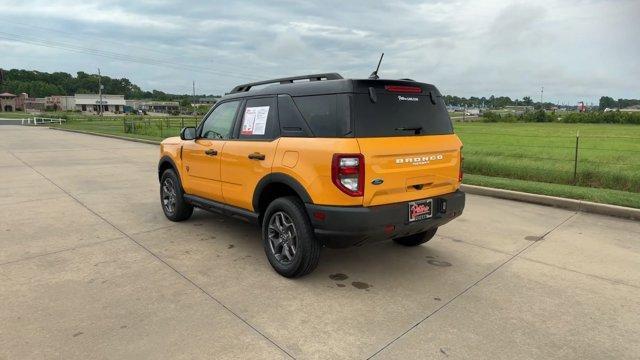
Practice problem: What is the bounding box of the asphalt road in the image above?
[1,125,638,359]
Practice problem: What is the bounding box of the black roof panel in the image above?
[222,73,439,100]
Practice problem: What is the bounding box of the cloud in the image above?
[0,0,637,102]
[2,0,181,29]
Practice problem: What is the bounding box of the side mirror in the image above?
[180,127,196,140]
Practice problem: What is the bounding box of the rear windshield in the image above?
[353,93,453,137]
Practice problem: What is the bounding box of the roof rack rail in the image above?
[230,73,343,93]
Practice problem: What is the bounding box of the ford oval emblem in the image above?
[371,178,384,185]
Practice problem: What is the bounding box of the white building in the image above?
[46,96,75,111]
[125,100,179,114]
[74,94,126,114]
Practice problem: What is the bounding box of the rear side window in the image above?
[353,93,453,137]
[277,95,313,137]
[293,94,351,137]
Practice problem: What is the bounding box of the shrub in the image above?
[481,112,501,122]
[481,110,555,123]
[478,110,640,124]
[560,111,640,124]
[523,110,556,122]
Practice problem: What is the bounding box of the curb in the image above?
[47,127,640,221]
[0,120,24,125]
[460,184,640,221]
[49,127,161,145]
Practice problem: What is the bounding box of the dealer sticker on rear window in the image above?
[241,106,269,135]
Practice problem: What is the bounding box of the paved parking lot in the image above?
[1,125,638,359]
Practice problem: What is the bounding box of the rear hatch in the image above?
[352,80,462,207]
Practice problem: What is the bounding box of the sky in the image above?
[1,0,638,104]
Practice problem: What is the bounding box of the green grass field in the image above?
[44,118,640,208]
[463,174,640,209]
[51,116,199,139]
[455,122,640,193]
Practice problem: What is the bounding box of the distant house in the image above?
[46,96,75,111]
[193,96,219,106]
[504,105,534,113]
[0,92,27,112]
[125,100,179,114]
[0,92,17,112]
[24,97,46,112]
[74,94,125,114]
[620,105,640,113]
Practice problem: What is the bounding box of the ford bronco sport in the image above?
[158,73,465,277]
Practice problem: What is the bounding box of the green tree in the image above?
[179,98,192,107]
[599,96,617,110]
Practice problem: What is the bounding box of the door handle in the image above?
[248,152,266,160]
[204,149,218,156]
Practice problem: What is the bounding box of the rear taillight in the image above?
[332,154,364,197]
[384,85,422,93]
[458,147,464,182]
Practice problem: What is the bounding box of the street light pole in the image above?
[98,68,103,116]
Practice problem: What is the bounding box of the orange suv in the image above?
[158,73,465,277]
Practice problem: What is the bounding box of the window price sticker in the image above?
[241,106,269,135]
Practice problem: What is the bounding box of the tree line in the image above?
[444,95,525,108]
[1,69,637,111]
[598,96,640,110]
[482,110,640,124]
[0,69,217,103]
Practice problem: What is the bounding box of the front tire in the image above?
[393,227,438,246]
[160,169,193,222]
[262,196,320,278]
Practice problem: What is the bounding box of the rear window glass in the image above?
[353,93,453,137]
[293,95,351,137]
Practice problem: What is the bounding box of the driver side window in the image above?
[200,101,240,139]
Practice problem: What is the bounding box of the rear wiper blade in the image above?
[395,126,422,135]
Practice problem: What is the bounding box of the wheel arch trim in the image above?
[158,156,179,182]
[252,173,314,212]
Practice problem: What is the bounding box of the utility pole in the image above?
[540,86,544,109]
[98,68,103,116]
[191,81,196,115]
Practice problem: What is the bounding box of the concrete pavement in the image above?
[1,125,638,359]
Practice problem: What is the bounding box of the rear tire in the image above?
[393,227,438,246]
[262,196,320,278]
[160,169,193,222]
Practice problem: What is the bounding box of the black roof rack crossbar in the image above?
[230,73,343,93]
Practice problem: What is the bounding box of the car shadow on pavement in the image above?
[175,208,475,292]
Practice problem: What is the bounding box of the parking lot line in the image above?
[7,147,295,359]
[367,212,578,359]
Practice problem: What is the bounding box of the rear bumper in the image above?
[305,190,465,248]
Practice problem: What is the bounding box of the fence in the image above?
[122,117,200,138]
[49,116,200,140]
[22,117,66,125]
[457,128,640,193]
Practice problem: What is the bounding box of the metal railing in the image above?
[22,117,66,125]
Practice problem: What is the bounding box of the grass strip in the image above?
[464,174,640,209]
